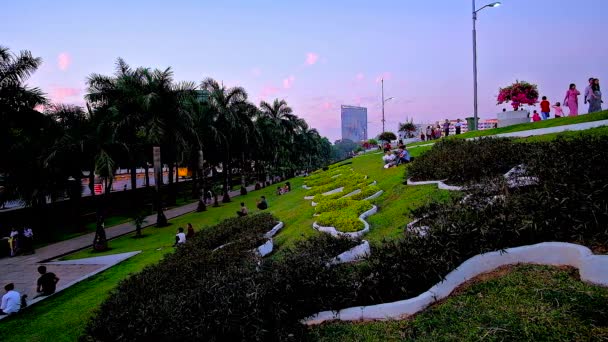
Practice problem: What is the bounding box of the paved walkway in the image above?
[0,184,257,310]
[409,119,608,149]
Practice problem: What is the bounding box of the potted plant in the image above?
[496,81,539,127]
[497,81,539,110]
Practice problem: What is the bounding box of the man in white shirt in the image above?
[0,283,21,315]
[174,228,186,247]
[382,151,395,165]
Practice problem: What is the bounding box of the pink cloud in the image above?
[375,72,392,83]
[259,85,280,100]
[305,52,319,65]
[320,102,334,111]
[283,75,295,89]
[57,52,72,71]
[251,67,262,77]
[50,86,81,103]
[356,73,365,81]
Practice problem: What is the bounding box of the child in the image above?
[540,96,551,120]
[552,102,564,118]
[532,110,541,122]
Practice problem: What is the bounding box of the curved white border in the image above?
[313,205,378,239]
[406,165,538,192]
[256,221,285,257]
[363,190,384,201]
[304,242,608,325]
[328,240,371,265]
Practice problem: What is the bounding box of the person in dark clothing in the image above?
[34,266,59,298]
[186,223,195,239]
[256,196,268,210]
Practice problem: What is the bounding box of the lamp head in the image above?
[489,2,501,7]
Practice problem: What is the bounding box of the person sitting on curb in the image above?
[174,227,186,247]
[34,266,59,299]
[236,202,248,217]
[0,283,23,315]
[256,196,268,210]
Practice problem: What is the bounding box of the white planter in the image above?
[497,110,529,128]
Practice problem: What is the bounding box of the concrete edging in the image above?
[313,205,378,239]
[256,221,284,257]
[304,242,608,325]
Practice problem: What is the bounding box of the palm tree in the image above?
[200,78,248,203]
[399,120,417,139]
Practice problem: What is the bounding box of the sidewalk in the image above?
[0,184,256,306]
[409,119,608,149]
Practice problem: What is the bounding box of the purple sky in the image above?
[4,0,607,141]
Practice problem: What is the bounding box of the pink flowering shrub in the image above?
[497,81,539,110]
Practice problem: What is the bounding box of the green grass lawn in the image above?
[308,264,608,341]
[407,109,608,147]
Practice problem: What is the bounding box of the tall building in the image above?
[341,105,367,142]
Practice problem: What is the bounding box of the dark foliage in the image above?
[83,216,361,341]
[407,138,528,184]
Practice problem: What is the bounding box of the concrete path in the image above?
[0,251,140,321]
[409,119,608,149]
[0,184,257,310]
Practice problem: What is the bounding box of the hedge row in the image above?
[84,227,361,341]
[407,137,528,185]
[305,165,379,233]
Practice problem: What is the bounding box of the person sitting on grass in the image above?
[256,196,268,210]
[396,146,412,165]
[276,186,284,195]
[186,223,195,239]
[34,266,59,299]
[282,184,289,194]
[174,227,186,247]
[237,202,248,217]
[0,283,23,316]
[382,151,395,165]
[285,182,291,191]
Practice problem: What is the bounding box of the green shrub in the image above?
[350,185,382,200]
[407,138,528,184]
[317,213,364,232]
[192,212,278,250]
[84,230,361,341]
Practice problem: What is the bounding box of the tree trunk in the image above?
[240,152,248,195]
[93,197,108,251]
[196,150,206,212]
[88,162,95,197]
[153,146,168,227]
[130,159,138,210]
[144,162,150,188]
[222,158,231,203]
[167,156,176,206]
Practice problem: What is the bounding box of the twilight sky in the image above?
[4,0,607,141]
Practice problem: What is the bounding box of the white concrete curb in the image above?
[323,187,345,196]
[363,190,384,201]
[313,205,378,239]
[341,189,362,198]
[328,240,371,265]
[304,242,608,325]
[256,221,284,257]
[302,185,312,190]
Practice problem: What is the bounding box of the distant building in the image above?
[341,105,367,142]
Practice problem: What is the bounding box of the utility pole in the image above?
[381,78,385,133]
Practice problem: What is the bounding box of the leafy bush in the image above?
[407,138,528,184]
[192,212,278,250]
[84,229,361,341]
[317,213,364,232]
[350,185,382,200]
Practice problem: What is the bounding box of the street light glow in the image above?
[489,2,501,7]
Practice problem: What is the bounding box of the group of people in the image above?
[421,119,463,141]
[382,144,413,169]
[173,223,195,247]
[276,182,291,196]
[4,227,35,257]
[1,266,59,316]
[236,196,269,217]
[564,78,603,116]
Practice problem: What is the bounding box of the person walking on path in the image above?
[540,96,551,120]
[34,266,59,299]
[588,78,603,113]
[23,227,34,254]
[584,77,594,111]
[442,119,451,137]
[454,119,462,135]
[564,83,580,116]
[552,102,564,118]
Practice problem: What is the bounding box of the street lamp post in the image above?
[472,1,501,131]
[381,78,394,133]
